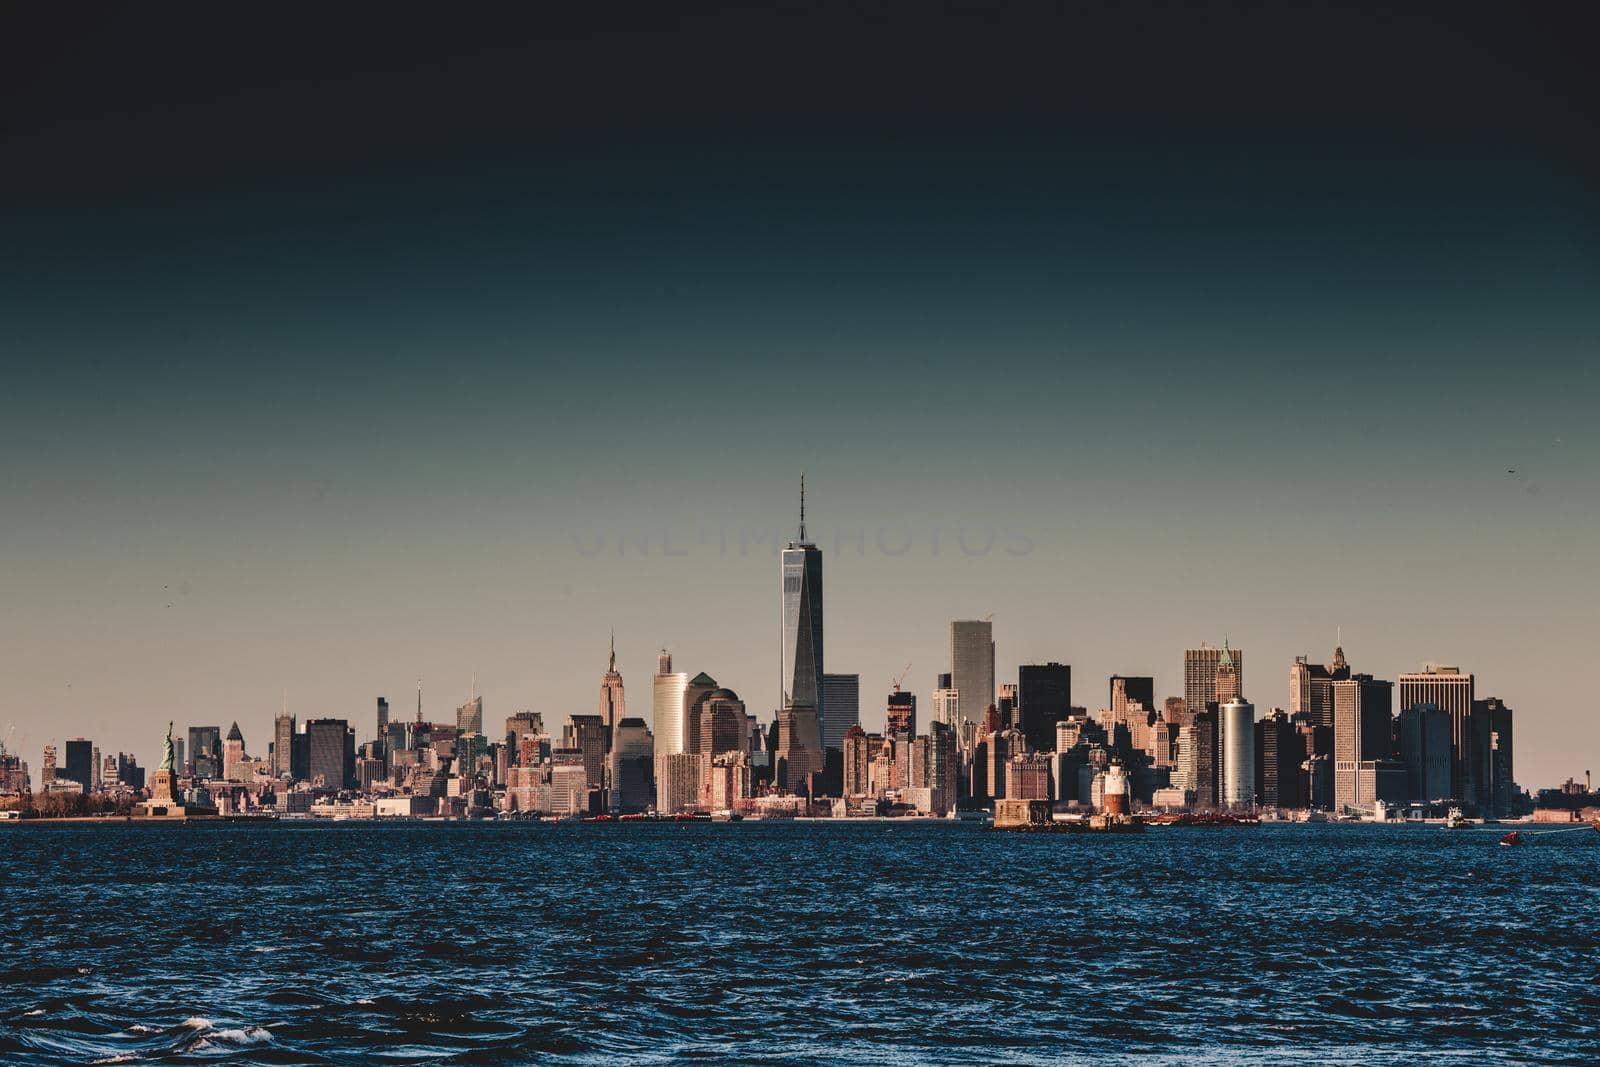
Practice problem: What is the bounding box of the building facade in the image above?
[781,484,824,729]
[1018,662,1071,754]
[1333,675,1394,813]
[820,673,859,751]
[951,619,996,728]
[1183,644,1244,721]
[1219,698,1255,808]
[652,650,690,758]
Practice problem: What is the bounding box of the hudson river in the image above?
[2,821,1595,1064]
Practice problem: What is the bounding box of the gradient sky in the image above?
[2,3,1596,787]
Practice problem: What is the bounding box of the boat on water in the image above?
[1500,831,1525,846]
[1445,806,1471,829]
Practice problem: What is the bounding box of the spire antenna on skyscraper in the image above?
[799,472,806,542]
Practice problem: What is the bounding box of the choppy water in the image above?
[1,821,1597,1064]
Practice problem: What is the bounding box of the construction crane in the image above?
[890,662,912,692]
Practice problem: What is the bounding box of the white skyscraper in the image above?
[1220,697,1256,808]
[652,650,690,758]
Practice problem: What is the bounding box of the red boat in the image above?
[1499,831,1524,846]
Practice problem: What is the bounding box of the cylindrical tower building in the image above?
[1220,697,1256,808]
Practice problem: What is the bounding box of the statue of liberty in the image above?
[160,721,175,772]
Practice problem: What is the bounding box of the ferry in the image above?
[1445,807,1471,829]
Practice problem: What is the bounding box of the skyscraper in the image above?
[609,718,654,814]
[1254,709,1306,810]
[775,702,824,795]
[1482,697,1514,818]
[1191,707,1220,810]
[842,725,870,798]
[951,619,995,726]
[931,677,958,733]
[1289,642,1350,727]
[305,719,354,790]
[652,650,691,757]
[820,673,859,751]
[376,696,389,738]
[1333,675,1394,812]
[1396,702,1452,803]
[781,477,824,726]
[63,738,93,791]
[682,672,720,751]
[1017,663,1071,753]
[563,714,608,792]
[696,688,749,757]
[1398,665,1475,804]
[223,722,245,781]
[188,725,221,779]
[1109,675,1154,718]
[457,685,483,737]
[1183,643,1244,718]
[886,689,916,737]
[599,632,627,743]
[1214,643,1241,704]
[272,712,295,779]
[1219,698,1256,808]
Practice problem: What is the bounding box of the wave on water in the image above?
[2,822,1598,1065]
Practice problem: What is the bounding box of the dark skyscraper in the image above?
[820,673,859,752]
[273,712,295,780]
[305,719,354,790]
[781,477,824,726]
[886,690,916,737]
[1481,698,1514,818]
[376,696,389,738]
[1110,675,1154,715]
[188,725,221,779]
[1398,665,1476,804]
[1018,663,1071,754]
[564,714,609,791]
[63,738,94,791]
[1396,703,1452,803]
[1192,707,1220,810]
[1254,709,1305,810]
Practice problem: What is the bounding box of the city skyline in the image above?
[0,526,1561,791]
